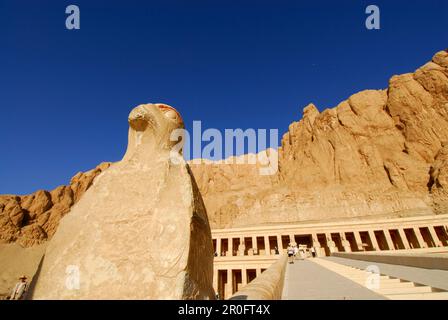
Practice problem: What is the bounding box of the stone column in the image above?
[213,268,218,292]
[325,233,336,253]
[228,238,233,256]
[277,234,284,252]
[311,233,319,247]
[264,235,271,255]
[252,236,258,255]
[368,230,379,250]
[340,232,351,252]
[216,238,221,257]
[413,227,427,248]
[225,269,232,299]
[311,233,322,256]
[353,231,364,251]
[383,229,395,250]
[241,268,247,287]
[238,237,246,256]
[289,234,295,244]
[429,226,443,247]
[398,228,411,249]
[256,268,262,277]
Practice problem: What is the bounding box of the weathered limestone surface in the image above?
[30,104,214,299]
[190,50,448,228]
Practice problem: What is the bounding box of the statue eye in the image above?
[163,110,178,121]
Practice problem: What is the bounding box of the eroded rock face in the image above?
[189,50,448,228]
[31,103,214,300]
[0,163,110,247]
[1,51,447,238]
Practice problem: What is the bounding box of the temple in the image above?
[212,214,448,299]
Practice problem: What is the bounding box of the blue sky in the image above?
[0,0,447,194]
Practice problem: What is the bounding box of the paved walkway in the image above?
[326,256,448,291]
[282,258,385,300]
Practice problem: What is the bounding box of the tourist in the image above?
[287,244,294,264]
[293,245,299,260]
[9,276,28,300]
[274,246,279,255]
[311,247,316,258]
[299,248,305,260]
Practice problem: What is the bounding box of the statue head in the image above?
[124,103,185,161]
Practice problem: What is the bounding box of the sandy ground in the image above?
[0,243,46,299]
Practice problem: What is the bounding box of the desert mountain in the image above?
[1,50,447,246]
[0,163,111,246]
[190,50,448,228]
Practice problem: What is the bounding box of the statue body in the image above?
[31,104,215,299]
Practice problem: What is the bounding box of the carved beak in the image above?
[128,105,154,131]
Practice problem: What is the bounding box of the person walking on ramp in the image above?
[287,244,295,264]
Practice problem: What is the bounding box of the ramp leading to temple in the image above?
[282,259,385,300]
[325,256,448,293]
[283,257,448,300]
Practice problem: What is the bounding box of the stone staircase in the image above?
[312,258,448,300]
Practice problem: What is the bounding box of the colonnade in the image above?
[212,215,448,299]
[213,266,267,299]
[213,224,448,258]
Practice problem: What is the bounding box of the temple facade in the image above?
[212,214,448,299]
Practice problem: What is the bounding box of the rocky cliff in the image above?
[190,50,448,228]
[0,163,111,246]
[1,50,448,245]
